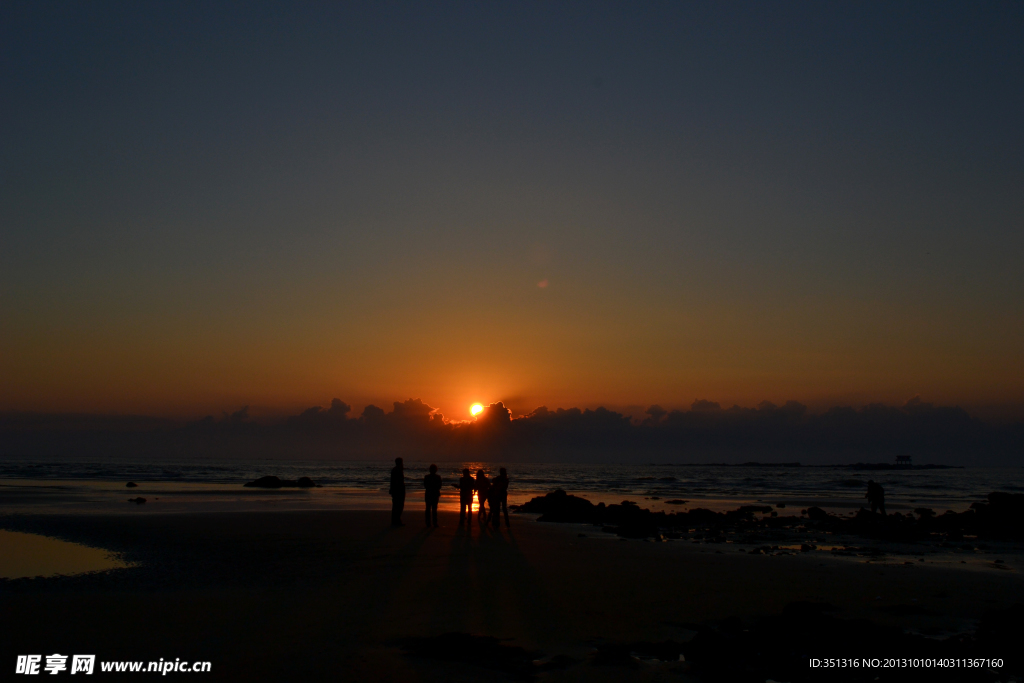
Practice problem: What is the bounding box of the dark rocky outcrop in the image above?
[968,492,1024,539]
[515,489,597,523]
[126,482,137,488]
[128,497,146,504]
[515,490,775,539]
[805,506,830,521]
[516,489,1024,542]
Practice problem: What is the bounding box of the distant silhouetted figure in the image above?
[457,468,474,525]
[389,457,405,526]
[866,480,886,516]
[490,467,510,528]
[424,464,442,527]
[475,470,490,522]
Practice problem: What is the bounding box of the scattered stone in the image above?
[805,507,830,521]
[128,497,146,504]
[517,488,1024,547]
[126,482,138,488]
[244,476,284,488]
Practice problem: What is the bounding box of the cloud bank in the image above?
[2,397,1022,466]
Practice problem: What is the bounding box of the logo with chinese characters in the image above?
[16,655,95,675]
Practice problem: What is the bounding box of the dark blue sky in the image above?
[2,1,1022,419]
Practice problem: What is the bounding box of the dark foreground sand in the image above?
[2,510,1022,682]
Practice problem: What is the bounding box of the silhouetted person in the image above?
[424,464,442,527]
[456,468,474,525]
[866,480,886,516]
[389,457,405,526]
[490,467,510,529]
[475,469,490,522]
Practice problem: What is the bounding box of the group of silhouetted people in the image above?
[388,458,509,529]
[462,467,509,528]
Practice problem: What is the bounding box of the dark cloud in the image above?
[328,399,351,419]
[691,399,722,413]
[389,398,435,421]
[477,401,512,426]
[644,405,668,425]
[285,399,352,428]
[360,404,385,422]
[2,398,1021,465]
[223,406,249,423]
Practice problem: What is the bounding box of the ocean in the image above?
[2,457,1021,513]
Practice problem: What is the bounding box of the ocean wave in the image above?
[0,459,1016,506]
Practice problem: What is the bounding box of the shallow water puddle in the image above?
[0,530,130,579]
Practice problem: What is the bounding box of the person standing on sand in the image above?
[389,457,406,526]
[456,468,474,525]
[475,469,490,522]
[490,467,510,529]
[424,464,442,527]
[866,480,886,516]
[486,476,500,528]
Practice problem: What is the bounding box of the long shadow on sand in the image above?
[427,520,559,651]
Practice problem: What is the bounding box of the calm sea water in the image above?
[2,457,1021,512]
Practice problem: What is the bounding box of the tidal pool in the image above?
[0,530,130,579]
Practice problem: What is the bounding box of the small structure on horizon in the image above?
[895,455,912,468]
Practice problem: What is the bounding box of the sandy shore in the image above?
[2,505,1022,681]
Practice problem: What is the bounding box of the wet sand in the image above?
[0,529,131,579]
[2,508,1022,681]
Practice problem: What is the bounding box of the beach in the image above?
[3,491,1022,682]
[6,2,1024,680]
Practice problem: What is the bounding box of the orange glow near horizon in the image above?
[3,286,1023,420]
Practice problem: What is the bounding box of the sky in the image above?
[2,1,1022,421]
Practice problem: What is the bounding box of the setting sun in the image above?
[470,403,484,416]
